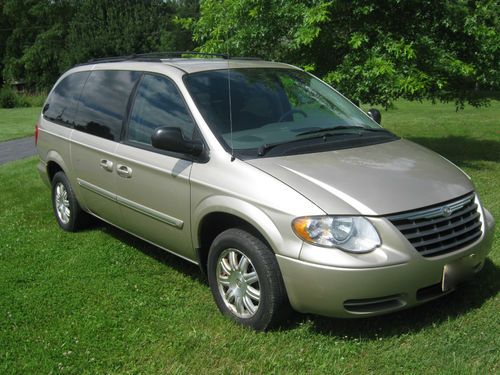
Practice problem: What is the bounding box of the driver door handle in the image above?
[117,164,132,178]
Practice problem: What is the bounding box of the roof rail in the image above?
[82,51,262,65]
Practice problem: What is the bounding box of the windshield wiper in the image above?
[258,126,393,157]
[258,137,312,156]
[258,141,291,156]
[296,126,389,137]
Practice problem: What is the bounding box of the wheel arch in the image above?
[47,160,64,182]
[44,151,88,212]
[193,196,288,275]
[45,150,70,182]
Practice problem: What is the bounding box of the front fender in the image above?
[192,195,303,259]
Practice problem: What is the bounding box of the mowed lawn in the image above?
[0,101,498,374]
[0,107,41,142]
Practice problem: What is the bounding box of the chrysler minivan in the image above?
[36,54,495,330]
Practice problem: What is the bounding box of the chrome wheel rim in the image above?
[55,182,70,225]
[216,248,260,318]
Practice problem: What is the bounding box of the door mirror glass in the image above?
[367,108,382,124]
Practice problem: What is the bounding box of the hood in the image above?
[246,139,474,215]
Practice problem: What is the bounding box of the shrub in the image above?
[0,87,47,108]
[22,92,47,107]
[0,87,19,108]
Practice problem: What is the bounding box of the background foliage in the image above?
[192,0,499,108]
[0,0,198,91]
[0,0,498,108]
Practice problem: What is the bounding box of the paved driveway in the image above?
[0,136,37,165]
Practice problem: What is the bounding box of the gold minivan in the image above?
[36,54,495,330]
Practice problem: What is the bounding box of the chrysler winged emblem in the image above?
[442,206,453,217]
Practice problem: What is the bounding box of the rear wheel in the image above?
[51,171,89,231]
[207,228,289,330]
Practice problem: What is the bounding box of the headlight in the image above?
[292,216,381,253]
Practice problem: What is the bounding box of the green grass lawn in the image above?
[0,101,498,374]
[0,107,41,142]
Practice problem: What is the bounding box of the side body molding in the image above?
[77,178,184,229]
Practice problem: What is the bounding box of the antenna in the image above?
[227,50,235,162]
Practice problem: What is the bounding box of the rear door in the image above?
[70,70,141,225]
[114,74,197,260]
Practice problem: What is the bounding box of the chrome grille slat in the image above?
[394,203,478,231]
[418,231,482,257]
[388,194,474,221]
[404,212,480,240]
[387,193,482,257]
[411,221,482,248]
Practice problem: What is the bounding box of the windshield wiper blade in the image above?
[258,127,393,156]
[258,138,307,156]
[296,126,389,137]
[258,142,284,156]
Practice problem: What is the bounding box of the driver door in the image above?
[114,73,197,260]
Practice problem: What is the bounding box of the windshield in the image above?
[184,68,392,157]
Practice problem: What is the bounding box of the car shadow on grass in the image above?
[96,221,206,285]
[408,136,500,167]
[294,258,499,338]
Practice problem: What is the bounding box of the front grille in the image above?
[387,193,482,257]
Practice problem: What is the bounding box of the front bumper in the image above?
[277,208,495,318]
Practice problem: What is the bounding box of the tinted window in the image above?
[43,72,90,127]
[126,74,195,146]
[74,70,140,141]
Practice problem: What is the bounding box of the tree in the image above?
[159,0,199,52]
[1,0,199,90]
[0,0,12,85]
[191,0,500,108]
[2,0,74,89]
[62,0,173,68]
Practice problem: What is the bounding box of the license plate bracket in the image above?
[441,255,476,292]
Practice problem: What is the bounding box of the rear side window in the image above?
[43,71,90,127]
[74,70,140,141]
[126,74,195,146]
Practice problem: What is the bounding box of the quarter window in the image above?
[127,74,195,146]
[74,70,140,141]
[43,71,89,127]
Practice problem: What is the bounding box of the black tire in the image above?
[207,228,289,331]
[51,171,89,231]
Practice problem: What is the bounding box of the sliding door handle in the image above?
[117,164,132,178]
[99,159,113,172]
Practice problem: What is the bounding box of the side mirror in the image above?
[151,127,203,156]
[367,108,382,124]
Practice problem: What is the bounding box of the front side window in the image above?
[126,74,195,146]
[43,71,90,127]
[184,68,397,158]
[74,70,141,141]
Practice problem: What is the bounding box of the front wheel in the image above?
[207,228,289,331]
